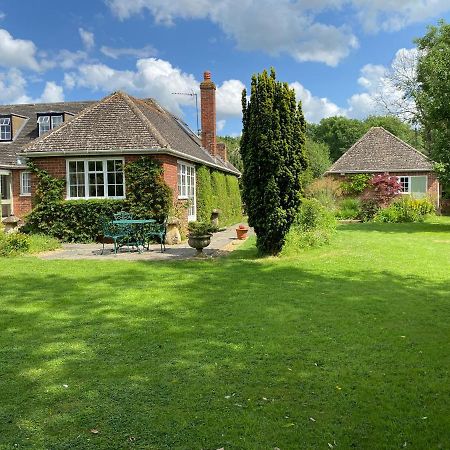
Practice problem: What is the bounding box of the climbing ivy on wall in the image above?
[196,165,243,226]
[25,157,172,242]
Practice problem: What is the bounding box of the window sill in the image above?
[19,193,31,197]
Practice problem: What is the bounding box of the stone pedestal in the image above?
[165,217,181,245]
[2,214,21,233]
[211,209,220,227]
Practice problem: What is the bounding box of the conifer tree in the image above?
[241,68,307,255]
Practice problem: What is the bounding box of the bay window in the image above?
[67,159,125,199]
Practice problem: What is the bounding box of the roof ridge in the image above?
[22,92,119,151]
[119,93,169,149]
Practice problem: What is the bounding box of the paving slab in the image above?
[38,224,253,261]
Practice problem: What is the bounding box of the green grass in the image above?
[1,218,450,449]
[27,234,61,254]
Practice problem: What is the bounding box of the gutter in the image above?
[326,168,433,174]
[19,147,241,176]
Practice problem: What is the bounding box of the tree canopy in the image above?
[415,20,450,183]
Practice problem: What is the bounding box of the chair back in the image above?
[114,211,133,221]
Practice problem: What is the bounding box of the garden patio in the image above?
[1,218,449,449]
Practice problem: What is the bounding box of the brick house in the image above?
[326,127,440,207]
[0,71,239,222]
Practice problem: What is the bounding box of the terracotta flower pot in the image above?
[236,225,249,240]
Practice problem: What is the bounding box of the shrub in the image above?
[123,157,172,221]
[0,233,30,256]
[304,177,342,210]
[363,174,402,207]
[341,174,371,196]
[336,198,362,220]
[187,221,218,236]
[360,198,381,222]
[373,196,435,223]
[282,198,336,255]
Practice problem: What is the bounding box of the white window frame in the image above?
[20,171,31,196]
[398,176,411,194]
[0,170,12,219]
[0,117,11,141]
[397,175,428,196]
[177,161,196,221]
[37,114,63,136]
[66,158,126,200]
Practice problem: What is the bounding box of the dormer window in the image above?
[0,117,11,141]
[37,114,63,136]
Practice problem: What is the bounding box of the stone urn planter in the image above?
[188,234,212,257]
[236,224,249,240]
[187,221,216,257]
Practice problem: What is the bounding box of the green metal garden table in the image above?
[112,219,156,253]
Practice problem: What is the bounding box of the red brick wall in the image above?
[11,169,32,218]
[30,153,186,208]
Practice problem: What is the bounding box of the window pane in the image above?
[116,185,124,197]
[51,115,63,128]
[411,176,427,198]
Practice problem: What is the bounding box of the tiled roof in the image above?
[21,91,240,175]
[0,100,93,167]
[327,127,433,174]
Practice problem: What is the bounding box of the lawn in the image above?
[1,218,450,449]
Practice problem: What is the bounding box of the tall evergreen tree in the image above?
[241,68,307,255]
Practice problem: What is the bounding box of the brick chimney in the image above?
[216,142,227,161]
[200,71,217,156]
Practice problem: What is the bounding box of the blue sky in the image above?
[0,1,449,136]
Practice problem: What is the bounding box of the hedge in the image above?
[196,166,243,226]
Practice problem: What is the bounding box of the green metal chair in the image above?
[101,218,127,255]
[145,219,167,252]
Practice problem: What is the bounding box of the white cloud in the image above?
[216,79,245,117]
[352,0,450,32]
[0,29,40,71]
[217,119,226,132]
[0,11,5,20]
[106,0,358,66]
[38,81,65,103]
[106,0,450,65]
[65,58,198,116]
[0,70,64,104]
[100,45,157,59]
[290,81,344,123]
[79,28,95,50]
[65,57,245,119]
[0,69,31,104]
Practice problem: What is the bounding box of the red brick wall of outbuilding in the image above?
[329,171,440,207]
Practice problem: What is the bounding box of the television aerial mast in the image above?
[171,91,200,136]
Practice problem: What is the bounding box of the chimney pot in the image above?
[204,71,211,81]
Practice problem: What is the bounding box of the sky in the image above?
[0,1,449,136]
